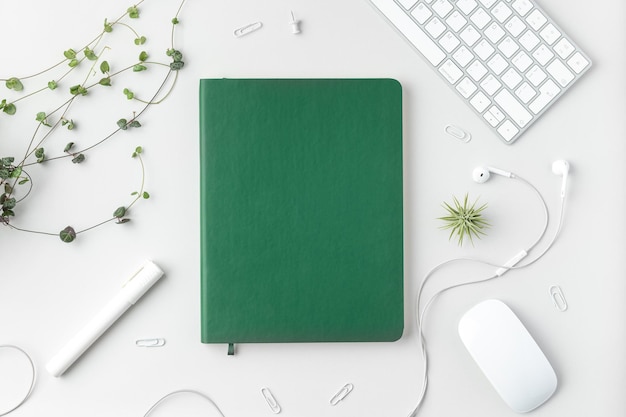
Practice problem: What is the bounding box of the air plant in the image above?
[439,194,489,246]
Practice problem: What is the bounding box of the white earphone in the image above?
[471,165,513,183]
[473,160,570,198]
[551,160,569,198]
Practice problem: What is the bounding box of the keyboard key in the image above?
[425,17,446,37]
[484,22,505,43]
[567,52,590,74]
[512,51,532,72]
[478,0,497,7]
[439,59,464,83]
[491,2,512,23]
[511,0,533,16]
[515,81,536,103]
[411,3,433,24]
[532,44,554,65]
[470,8,491,29]
[502,68,522,88]
[498,36,519,58]
[539,23,561,45]
[470,91,491,112]
[446,11,468,32]
[554,38,575,59]
[484,105,505,126]
[497,120,519,142]
[526,9,547,30]
[456,76,478,98]
[487,53,508,75]
[452,45,475,66]
[480,74,502,95]
[519,30,540,51]
[494,89,532,127]
[370,0,446,65]
[526,65,547,86]
[467,60,489,81]
[457,0,478,15]
[460,25,481,45]
[546,59,574,86]
[529,79,560,114]
[505,16,526,37]
[474,39,495,60]
[399,0,419,9]
[432,0,454,17]
[439,31,461,52]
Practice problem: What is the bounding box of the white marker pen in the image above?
[46,260,164,377]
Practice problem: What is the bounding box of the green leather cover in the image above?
[200,78,403,344]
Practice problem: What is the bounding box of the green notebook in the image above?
[200,78,403,347]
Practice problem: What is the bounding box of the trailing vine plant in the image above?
[0,0,186,242]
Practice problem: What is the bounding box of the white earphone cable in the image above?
[0,345,36,417]
[407,171,567,417]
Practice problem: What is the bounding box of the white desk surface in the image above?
[1,0,624,416]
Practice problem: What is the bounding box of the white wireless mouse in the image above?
[458,299,557,413]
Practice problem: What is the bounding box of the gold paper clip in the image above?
[330,383,354,406]
[260,387,281,414]
[234,21,263,37]
[549,285,568,312]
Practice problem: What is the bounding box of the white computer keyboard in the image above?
[370,0,591,144]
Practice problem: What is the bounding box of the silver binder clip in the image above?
[549,285,568,312]
[330,383,354,406]
[261,387,281,414]
[234,21,263,37]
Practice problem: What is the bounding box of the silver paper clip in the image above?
[234,21,263,37]
[330,383,354,406]
[549,285,568,312]
[444,124,472,143]
[135,338,166,347]
[261,387,281,414]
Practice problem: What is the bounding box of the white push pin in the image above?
[289,11,301,34]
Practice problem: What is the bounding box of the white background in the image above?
[0,0,624,416]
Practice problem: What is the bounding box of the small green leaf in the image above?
[35,147,44,159]
[0,169,8,179]
[68,59,79,68]
[99,77,112,86]
[2,208,15,217]
[36,112,46,122]
[69,85,87,96]
[172,17,179,24]
[9,167,21,178]
[117,119,128,130]
[104,19,113,33]
[62,119,75,130]
[84,47,97,61]
[128,120,141,128]
[113,206,126,218]
[116,218,131,224]
[64,49,77,59]
[127,6,139,18]
[59,226,76,243]
[18,178,29,185]
[123,88,134,100]
[71,154,85,164]
[170,61,184,71]
[48,80,58,90]
[135,146,143,154]
[130,191,139,196]
[133,64,147,72]
[2,197,16,210]
[142,191,150,199]
[139,51,148,62]
[64,142,75,152]
[134,36,146,45]
[6,77,24,91]
[3,103,16,115]
[100,61,110,73]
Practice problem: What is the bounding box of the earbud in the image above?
[552,160,570,198]
[472,166,513,183]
